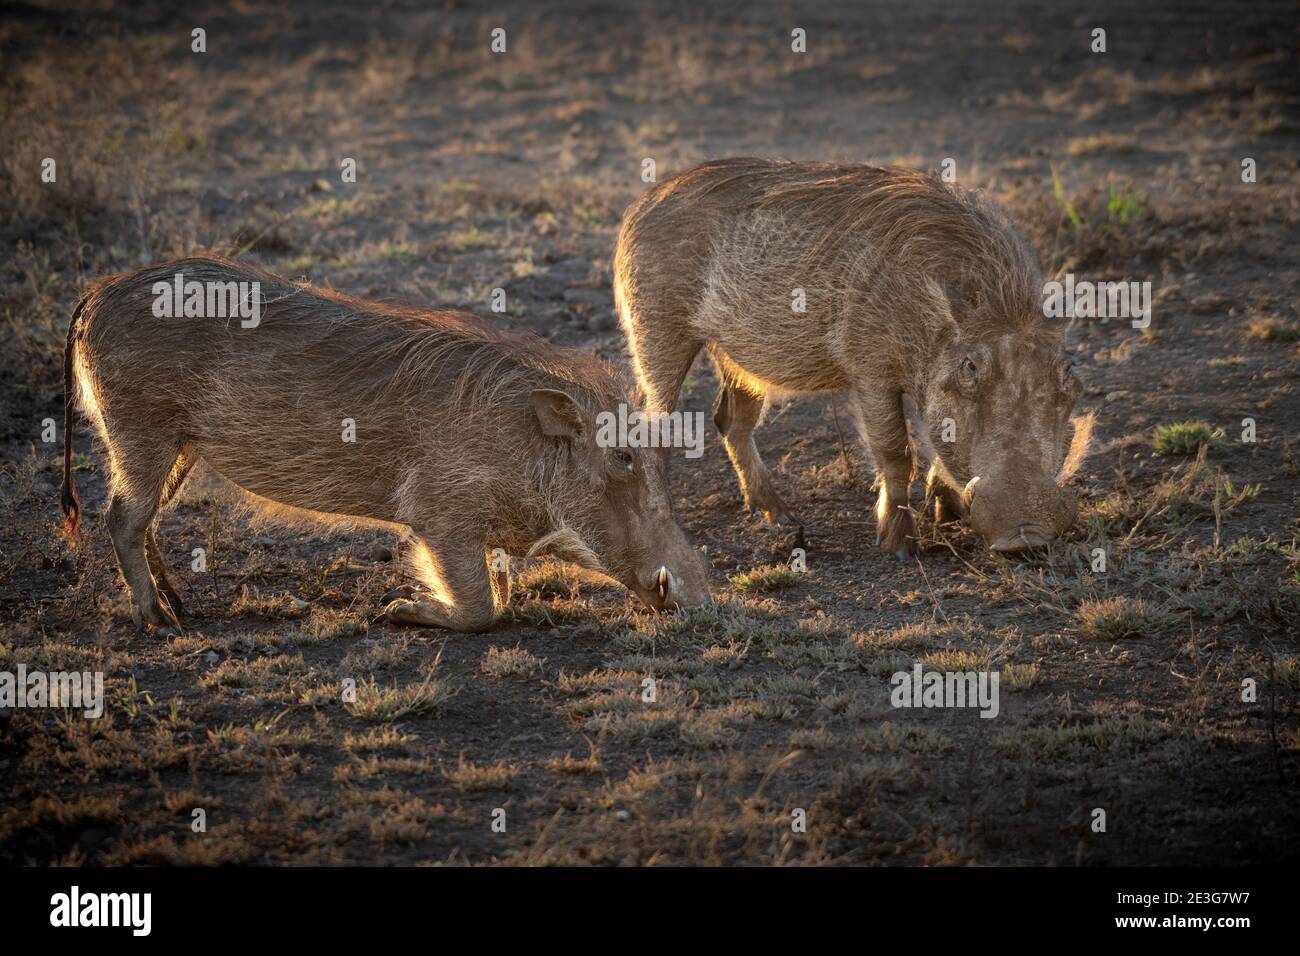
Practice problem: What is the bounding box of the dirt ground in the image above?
[1,0,1298,865]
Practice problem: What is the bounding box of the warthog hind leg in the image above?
[100,435,189,635]
[144,450,195,619]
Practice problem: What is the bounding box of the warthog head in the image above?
[526,389,712,610]
[923,331,1093,552]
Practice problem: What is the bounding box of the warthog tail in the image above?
[60,292,89,538]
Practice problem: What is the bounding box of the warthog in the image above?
[60,256,710,634]
[614,159,1094,556]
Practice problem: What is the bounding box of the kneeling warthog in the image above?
[615,158,1093,556]
[61,256,710,633]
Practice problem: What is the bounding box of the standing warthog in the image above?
[60,256,710,634]
[614,159,1094,556]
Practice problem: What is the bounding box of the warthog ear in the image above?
[1058,412,1096,485]
[922,277,960,336]
[529,389,586,442]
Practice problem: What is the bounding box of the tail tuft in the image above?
[60,478,81,538]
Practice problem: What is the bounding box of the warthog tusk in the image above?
[963,476,982,501]
[655,566,671,601]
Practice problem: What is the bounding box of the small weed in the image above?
[1154,421,1220,456]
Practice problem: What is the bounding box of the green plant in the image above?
[1154,421,1220,456]
[1051,166,1082,229]
[1106,183,1146,225]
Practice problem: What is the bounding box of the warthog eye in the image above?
[612,449,635,473]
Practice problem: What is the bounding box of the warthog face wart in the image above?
[527,389,711,611]
[924,334,1091,552]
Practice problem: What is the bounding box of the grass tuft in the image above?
[729,564,800,594]
[1154,421,1220,456]
[1246,317,1300,343]
[1077,596,1159,641]
[345,666,454,723]
[443,756,518,791]
[480,645,544,679]
[1067,133,1137,157]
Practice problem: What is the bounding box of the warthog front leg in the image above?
[851,390,916,559]
[714,383,798,526]
[382,534,497,633]
[926,463,966,527]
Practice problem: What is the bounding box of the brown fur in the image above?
[62,256,709,633]
[614,158,1092,554]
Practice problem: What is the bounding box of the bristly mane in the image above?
[663,158,1050,342]
[95,255,628,417]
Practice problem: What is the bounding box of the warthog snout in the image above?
[968,477,1078,553]
[628,552,711,612]
[528,389,712,612]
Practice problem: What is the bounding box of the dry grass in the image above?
[1002,663,1043,689]
[480,645,544,679]
[1066,132,1138,156]
[1077,597,1161,641]
[515,563,582,600]
[729,564,801,594]
[443,756,519,792]
[1246,317,1300,343]
[345,667,454,723]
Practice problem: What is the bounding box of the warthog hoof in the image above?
[876,508,917,559]
[134,601,183,636]
[743,483,799,529]
[933,491,965,527]
[380,584,421,605]
[159,589,184,621]
[746,503,801,529]
[782,526,807,554]
[383,598,435,627]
